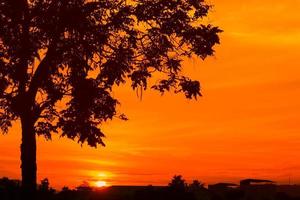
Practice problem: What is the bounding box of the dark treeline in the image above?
[1,175,300,200]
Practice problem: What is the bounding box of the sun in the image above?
[95,181,107,187]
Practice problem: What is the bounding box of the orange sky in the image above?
[1,0,300,189]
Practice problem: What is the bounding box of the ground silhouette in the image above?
[1,176,300,200]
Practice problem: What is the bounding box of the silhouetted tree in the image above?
[168,175,198,200]
[0,0,221,195]
[0,177,22,200]
[189,179,207,199]
[190,180,205,189]
[188,180,210,200]
[169,175,187,192]
[37,178,55,200]
[38,178,49,192]
[61,186,70,192]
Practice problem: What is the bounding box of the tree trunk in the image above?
[20,115,37,199]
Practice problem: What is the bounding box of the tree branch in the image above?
[27,47,55,107]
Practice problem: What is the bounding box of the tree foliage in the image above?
[0,0,221,147]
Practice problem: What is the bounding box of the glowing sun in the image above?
[95,181,107,187]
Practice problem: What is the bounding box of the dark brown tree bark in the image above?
[20,114,37,198]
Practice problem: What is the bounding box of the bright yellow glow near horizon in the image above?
[94,181,107,188]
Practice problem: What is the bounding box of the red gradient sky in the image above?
[1,0,300,189]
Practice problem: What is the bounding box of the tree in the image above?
[38,178,56,200]
[38,178,49,192]
[169,175,187,192]
[189,180,205,190]
[0,0,221,195]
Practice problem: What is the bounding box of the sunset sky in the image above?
[1,0,300,189]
